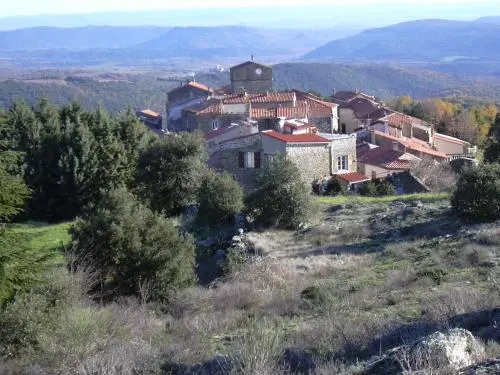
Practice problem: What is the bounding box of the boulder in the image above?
[411,328,485,370]
[363,329,485,374]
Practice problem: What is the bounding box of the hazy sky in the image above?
[2,0,497,17]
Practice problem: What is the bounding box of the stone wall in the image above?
[330,136,357,174]
[286,144,331,185]
[230,62,273,94]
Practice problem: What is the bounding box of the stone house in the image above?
[182,91,339,135]
[357,143,422,180]
[208,130,357,191]
[205,120,259,155]
[371,112,433,143]
[331,90,377,105]
[230,61,273,94]
[166,81,214,127]
[433,132,475,157]
[338,98,388,134]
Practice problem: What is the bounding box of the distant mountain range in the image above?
[0,26,170,50]
[303,18,500,64]
[0,25,345,65]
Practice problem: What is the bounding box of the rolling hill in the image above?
[0,26,170,51]
[303,19,500,63]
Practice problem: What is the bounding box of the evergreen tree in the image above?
[70,188,196,301]
[135,133,208,216]
[246,154,312,228]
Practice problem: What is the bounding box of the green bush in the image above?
[376,181,396,196]
[70,188,196,302]
[451,163,500,222]
[196,171,244,227]
[326,176,347,196]
[359,181,378,197]
[246,154,312,229]
[484,140,500,164]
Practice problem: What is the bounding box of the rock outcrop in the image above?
[364,328,485,374]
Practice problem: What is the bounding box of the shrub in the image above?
[326,176,347,196]
[196,171,244,227]
[359,181,378,196]
[451,163,500,222]
[376,181,396,196]
[70,188,196,302]
[246,154,312,229]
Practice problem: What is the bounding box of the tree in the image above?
[135,133,208,216]
[70,188,196,302]
[196,171,244,227]
[0,152,30,222]
[451,163,500,222]
[246,154,312,228]
[484,140,500,164]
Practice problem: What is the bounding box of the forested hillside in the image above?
[1,63,500,114]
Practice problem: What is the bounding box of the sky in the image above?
[2,0,498,17]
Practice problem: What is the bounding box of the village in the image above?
[136,60,478,195]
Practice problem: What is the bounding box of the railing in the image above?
[447,153,476,161]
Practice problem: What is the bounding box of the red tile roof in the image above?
[184,99,223,115]
[186,81,212,92]
[262,130,330,143]
[337,172,370,183]
[379,112,429,129]
[372,130,447,159]
[433,132,469,145]
[359,147,413,170]
[139,109,161,118]
[342,98,380,118]
[222,92,296,104]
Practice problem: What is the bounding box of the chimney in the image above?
[356,88,360,94]
[392,141,399,151]
[332,88,336,96]
[371,130,376,145]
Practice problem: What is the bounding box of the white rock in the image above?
[411,328,485,370]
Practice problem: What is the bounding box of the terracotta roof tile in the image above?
[262,130,330,143]
[373,130,447,159]
[139,109,161,118]
[337,172,370,183]
[222,92,296,104]
[184,99,223,115]
[343,98,381,118]
[379,112,429,129]
[186,81,212,92]
[359,147,412,170]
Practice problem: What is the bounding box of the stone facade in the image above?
[230,61,273,94]
[210,132,357,192]
[286,144,331,185]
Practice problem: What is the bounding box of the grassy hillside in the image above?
[2,195,499,373]
[303,19,500,63]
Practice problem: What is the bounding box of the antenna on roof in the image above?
[251,54,254,62]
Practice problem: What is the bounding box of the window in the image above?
[212,119,219,130]
[337,155,349,172]
[238,152,261,169]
